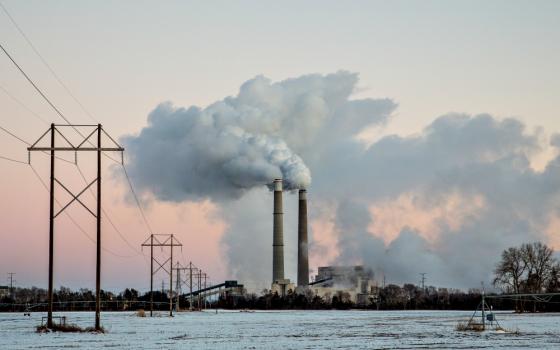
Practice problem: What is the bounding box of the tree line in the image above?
[3,241,559,313]
[1,284,497,312]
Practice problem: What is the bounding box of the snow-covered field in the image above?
[1,310,560,349]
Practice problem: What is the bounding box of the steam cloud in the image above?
[124,71,560,290]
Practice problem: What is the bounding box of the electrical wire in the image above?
[0,42,121,166]
[29,163,138,259]
[0,42,73,126]
[0,154,27,164]
[0,89,146,261]
[0,16,148,238]
[0,83,48,125]
[0,124,30,145]
[0,122,75,164]
[75,164,143,257]
[0,9,121,163]
[0,1,97,123]
[121,163,154,235]
[0,16,152,262]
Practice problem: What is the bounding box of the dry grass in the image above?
[456,322,520,334]
[455,321,485,332]
[36,324,105,333]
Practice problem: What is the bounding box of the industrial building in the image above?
[0,285,10,299]
[311,266,377,306]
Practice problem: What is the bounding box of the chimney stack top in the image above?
[273,178,283,192]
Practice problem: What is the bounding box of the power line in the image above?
[1,16,150,263]
[75,164,142,256]
[0,122,75,164]
[0,83,48,125]
[0,42,120,165]
[420,272,427,290]
[0,154,27,164]
[121,164,153,235]
[7,272,15,298]
[29,163,137,259]
[0,124,30,145]
[0,11,120,163]
[0,20,145,236]
[0,91,142,260]
[0,1,97,123]
[0,42,72,126]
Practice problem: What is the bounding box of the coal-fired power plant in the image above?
[297,189,309,287]
[267,180,378,302]
[272,179,285,283]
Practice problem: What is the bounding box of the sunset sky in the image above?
[1,0,559,292]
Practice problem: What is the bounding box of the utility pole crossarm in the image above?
[28,125,124,153]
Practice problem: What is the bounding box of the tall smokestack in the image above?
[297,189,309,287]
[272,179,284,283]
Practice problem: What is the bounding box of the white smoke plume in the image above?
[122,71,390,200]
[123,71,560,290]
[122,103,309,200]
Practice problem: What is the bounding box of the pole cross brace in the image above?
[53,178,98,218]
[153,257,172,275]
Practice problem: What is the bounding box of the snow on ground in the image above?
[1,310,560,349]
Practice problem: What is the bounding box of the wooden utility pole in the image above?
[95,124,102,330]
[150,235,154,316]
[203,273,208,309]
[420,273,427,291]
[28,124,123,331]
[7,273,16,300]
[170,235,173,316]
[198,271,202,310]
[175,262,181,311]
[141,234,182,317]
[47,123,55,328]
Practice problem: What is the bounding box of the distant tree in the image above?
[520,242,555,293]
[122,288,139,301]
[546,264,560,292]
[493,246,526,294]
[493,242,559,312]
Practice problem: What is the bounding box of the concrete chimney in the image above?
[297,189,309,287]
[272,179,284,283]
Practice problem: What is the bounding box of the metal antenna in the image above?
[420,273,427,291]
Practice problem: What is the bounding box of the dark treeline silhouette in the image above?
[215,285,556,311]
[0,287,195,312]
[4,242,560,313]
[5,284,560,312]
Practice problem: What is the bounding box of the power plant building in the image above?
[311,266,377,306]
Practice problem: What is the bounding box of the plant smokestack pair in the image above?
[271,179,309,286]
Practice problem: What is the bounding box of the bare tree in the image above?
[494,242,558,312]
[547,263,560,292]
[522,242,554,293]
[493,246,526,294]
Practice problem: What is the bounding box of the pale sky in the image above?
[1,0,559,291]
